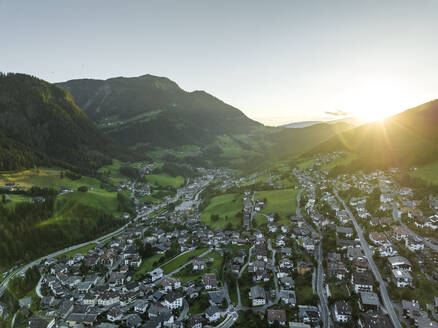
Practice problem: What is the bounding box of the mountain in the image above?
[280,121,322,128]
[267,122,354,159]
[280,117,365,129]
[311,100,438,169]
[57,75,262,150]
[0,73,127,173]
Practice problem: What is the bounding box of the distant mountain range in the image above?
[280,117,365,128]
[1,72,437,173]
[311,100,438,168]
[57,75,262,150]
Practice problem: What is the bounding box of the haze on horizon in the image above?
[1,0,438,125]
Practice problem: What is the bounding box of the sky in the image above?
[1,0,438,125]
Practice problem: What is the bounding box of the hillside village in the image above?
[1,152,438,328]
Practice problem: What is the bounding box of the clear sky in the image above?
[1,0,438,125]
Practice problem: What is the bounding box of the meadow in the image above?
[411,160,438,185]
[255,189,299,225]
[201,193,243,229]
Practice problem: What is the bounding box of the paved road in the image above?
[334,189,402,328]
[217,311,238,328]
[297,189,331,328]
[316,242,331,328]
[392,207,438,252]
[236,246,253,309]
[177,299,189,321]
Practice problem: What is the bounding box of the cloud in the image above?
[324,109,350,117]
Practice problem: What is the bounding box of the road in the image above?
[177,299,189,321]
[297,189,331,328]
[316,242,331,328]
[334,189,402,328]
[392,207,438,252]
[217,311,238,328]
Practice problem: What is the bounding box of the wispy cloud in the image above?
[324,109,350,117]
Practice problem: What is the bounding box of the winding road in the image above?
[334,189,402,328]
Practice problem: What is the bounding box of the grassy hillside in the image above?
[201,193,243,229]
[58,74,262,151]
[311,100,438,169]
[0,73,133,173]
[0,167,102,190]
[267,122,353,160]
[411,161,438,185]
[145,173,185,188]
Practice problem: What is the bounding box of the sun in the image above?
[338,77,406,122]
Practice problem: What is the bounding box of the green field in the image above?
[2,194,32,210]
[133,253,165,280]
[254,213,267,227]
[322,153,358,171]
[57,243,97,259]
[296,158,316,170]
[145,173,185,188]
[201,193,243,229]
[161,248,208,275]
[255,189,299,225]
[40,189,120,227]
[0,167,102,190]
[412,161,438,185]
[174,251,224,283]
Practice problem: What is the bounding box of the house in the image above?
[149,268,164,282]
[204,305,221,322]
[392,225,409,241]
[347,247,364,261]
[133,299,148,314]
[378,245,398,257]
[279,276,295,289]
[249,285,266,306]
[107,308,123,322]
[208,291,225,305]
[302,237,315,252]
[405,235,424,252]
[336,226,353,238]
[402,299,420,320]
[359,311,392,328]
[392,269,413,287]
[125,314,142,328]
[351,272,374,293]
[333,300,352,323]
[161,277,181,291]
[289,323,311,328]
[188,314,204,328]
[298,305,320,324]
[161,291,184,309]
[369,232,390,246]
[202,273,218,290]
[359,291,380,311]
[388,256,412,271]
[28,317,55,328]
[267,309,286,326]
[279,290,296,307]
[328,262,348,280]
[254,244,268,262]
[297,262,313,275]
[192,257,207,271]
[279,258,293,269]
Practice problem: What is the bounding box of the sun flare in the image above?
[338,77,407,122]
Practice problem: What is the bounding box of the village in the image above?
[2,152,438,328]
